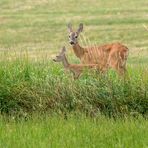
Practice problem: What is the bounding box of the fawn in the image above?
[67,23,129,75]
[53,47,99,79]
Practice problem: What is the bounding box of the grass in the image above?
[0,0,148,147]
[0,58,147,118]
[0,0,148,58]
[0,115,148,148]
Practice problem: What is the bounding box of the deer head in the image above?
[53,46,66,62]
[67,23,83,45]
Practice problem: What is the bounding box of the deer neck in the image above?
[62,55,70,68]
[72,43,85,59]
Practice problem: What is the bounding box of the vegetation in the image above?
[0,58,147,118]
[0,115,148,148]
[0,0,148,147]
[0,0,147,118]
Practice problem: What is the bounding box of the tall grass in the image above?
[0,0,148,119]
[0,55,147,118]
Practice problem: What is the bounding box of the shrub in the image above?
[0,58,148,118]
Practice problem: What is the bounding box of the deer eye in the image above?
[75,36,78,38]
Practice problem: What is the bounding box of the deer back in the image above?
[80,42,129,70]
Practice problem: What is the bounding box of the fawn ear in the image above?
[77,23,83,34]
[63,46,66,52]
[67,23,73,33]
[61,46,66,54]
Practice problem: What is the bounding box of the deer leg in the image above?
[99,61,110,75]
[116,50,129,77]
[118,65,129,79]
[116,55,128,76]
[118,67,125,76]
[100,65,109,74]
[115,59,129,78]
[107,52,126,76]
[73,72,81,80]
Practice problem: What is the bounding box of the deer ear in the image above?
[77,23,83,34]
[67,23,73,33]
[63,46,66,52]
[61,46,66,54]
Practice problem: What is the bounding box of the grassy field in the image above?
[0,0,148,61]
[0,0,148,147]
[0,115,148,148]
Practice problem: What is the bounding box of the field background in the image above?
[0,0,148,62]
[0,0,148,147]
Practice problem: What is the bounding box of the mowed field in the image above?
[0,0,148,62]
[0,0,148,147]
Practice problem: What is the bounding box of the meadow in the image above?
[0,0,148,147]
[0,115,148,148]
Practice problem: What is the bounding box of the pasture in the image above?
[0,0,148,147]
[0,115,148,148]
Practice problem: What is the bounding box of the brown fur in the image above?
[53,47,98,79]
[68,23,129,75]
[66,64,99,79]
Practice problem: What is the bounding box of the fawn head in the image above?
[67,23,83,45]
[53,46,66,62]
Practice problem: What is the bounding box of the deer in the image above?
[67,23,129,75]
[53,46,99,79]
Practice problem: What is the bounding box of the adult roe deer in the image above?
[67,23,129,75]
[53,47,99,79]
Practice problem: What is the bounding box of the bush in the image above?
[0,58,148,118]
